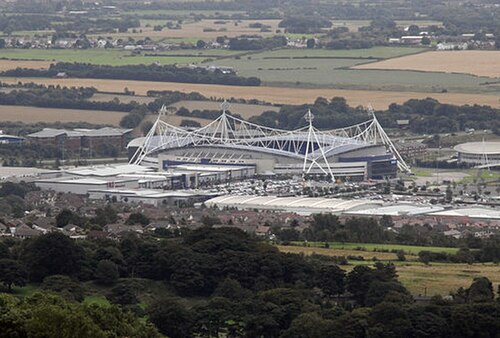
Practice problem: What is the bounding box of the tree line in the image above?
[250,97,500,135]
[1,62,262,87]
[1,228,500,337]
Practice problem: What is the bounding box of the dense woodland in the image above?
[1,63,262,87]
[1,228,500,337]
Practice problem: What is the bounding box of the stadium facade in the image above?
[454,141,500,168]
[128,104,410,182]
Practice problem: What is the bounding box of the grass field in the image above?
[0,105,126,126]
[0,49,224,66]
[1,77,498,109]
[354,51,500,78]
[277,245,500,296]
[297,241,459,255]
[0,60,53,71]
[253,47,428,59]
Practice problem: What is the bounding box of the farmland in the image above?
[89,19,284,40]
[354,50,500,78]
[1,77,497,109]
[0,49,234,66]
[208,48,498,92]
[277,245,500,296]
[0,105,125,126]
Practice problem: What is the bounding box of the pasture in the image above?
[299,241,459,255]
[354,51,500,78]
[0,49,225,66]
[0,105,126,126]
[1,77,498,109]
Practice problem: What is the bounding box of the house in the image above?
[256,225,271,237]
[12,224,41,239]
[32,217,56,234]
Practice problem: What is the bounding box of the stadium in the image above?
[128,104,410,182]
[454,141,500,168]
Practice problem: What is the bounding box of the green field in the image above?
[297,241,460,255]
[0,48,238,66]
[252,46,428,59]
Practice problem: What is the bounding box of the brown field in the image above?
[0,105,126,125]
[0,60,52,71]
[354,51,500,78]
[1,77,498,109]
[92,19,282,39]
[170,100,280,118]
[277,246,500,296]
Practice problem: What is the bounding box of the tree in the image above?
[196,39,206,49]
[306,38,315,48]
[95,260,119,286]
[147,298,193,338]
[0,259,27,291]
[316,265,345,297]
[21,232,84,282]
[126,212,150,226]
[41,275,84,302]
[346,265,374,305]
[0,39,5,48]
[107,281,139,306]
[421,36,431,45]
[467,277,494,303]
[56,209,74,227]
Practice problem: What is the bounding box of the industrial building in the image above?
[128,106,410,181]
[454,141,500,167]
[27,127,133,155]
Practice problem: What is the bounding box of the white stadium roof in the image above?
[454,142,500,155]
[205,195,382,214]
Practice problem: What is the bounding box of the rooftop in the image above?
[454,142,500,155]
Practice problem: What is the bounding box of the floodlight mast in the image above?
[365,105,412,174]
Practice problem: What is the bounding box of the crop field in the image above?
[277,245,500,295]
[170,100,280,118]
[92,19,283,39]
[0,60,52,71]
[330,19,442,32]
[354,51,500,78]
[210,49,497,92]
[0,105,126,125]
[1,77,498,109]
[0,49,223,66]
